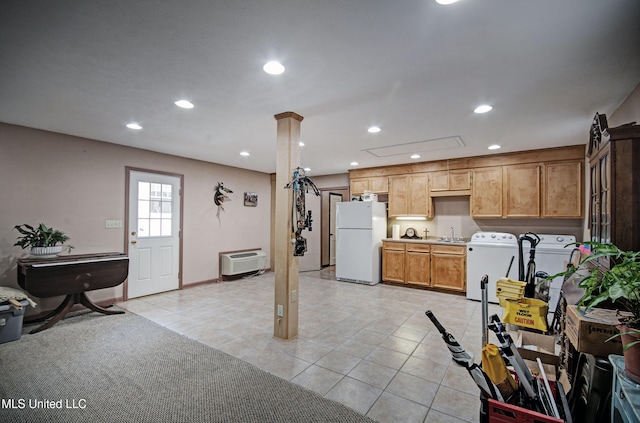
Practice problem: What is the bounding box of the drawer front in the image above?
[406,243,430,253]
[383,241,406,251]
[431,245,466,255]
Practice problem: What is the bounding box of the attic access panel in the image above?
[365,136,465,157]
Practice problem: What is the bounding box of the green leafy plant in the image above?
[13,223,70,249]
[554,241,640,351]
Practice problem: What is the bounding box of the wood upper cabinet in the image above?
[430,170,471,193]
[382,241,406,283]
[389,174,432,217]
[472,162,582,219]
[388,176,409,216]
[430,245,466,292]
[471,167,503,218]
[542,161,583,218]
[350,176,388,195]
[405,243,430,286]
[430,171,449,192]
[504,164,541,218]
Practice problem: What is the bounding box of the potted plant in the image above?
[14,223,71,258]
[558,241,640,382]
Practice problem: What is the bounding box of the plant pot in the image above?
[29,246,63,258]
[618,323,640,384]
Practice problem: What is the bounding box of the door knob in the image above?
[131,240,137,244]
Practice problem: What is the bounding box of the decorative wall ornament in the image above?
[244,192,258,207]
[214,182,233,218]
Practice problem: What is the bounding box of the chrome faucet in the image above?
[450,226,455,240]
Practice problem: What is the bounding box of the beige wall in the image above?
[0,123,271,312]
[610,83,640,127]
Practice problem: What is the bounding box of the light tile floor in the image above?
[117,269,502,423]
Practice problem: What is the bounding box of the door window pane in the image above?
[138,181,173,237]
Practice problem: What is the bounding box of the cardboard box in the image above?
[564,305,632,357]
[515,330,561,373]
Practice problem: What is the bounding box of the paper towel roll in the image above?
[392,225,400,239]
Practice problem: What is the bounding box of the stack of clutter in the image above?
[426,274,571,422]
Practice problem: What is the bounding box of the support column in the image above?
[273,111,303,340]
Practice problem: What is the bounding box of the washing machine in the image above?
[518,233,576,314]
[466,232,519,303]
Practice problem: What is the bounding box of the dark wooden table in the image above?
[17,253,129,333]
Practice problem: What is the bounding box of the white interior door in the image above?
[329,193,342,266]
[128,171,181,299]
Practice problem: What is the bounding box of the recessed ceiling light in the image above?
[368,126,381,133]
[474,104,493,114]
[126,122,142,130]
[436,0,460,5]
[488,144,501,150]
[263,61,285,75]
[240,151,250,156]
[350,161,359,166]
[174,99,194,109]
[299,141,305,147]
[410,154,421,159]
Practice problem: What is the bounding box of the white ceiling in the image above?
[1,1,639,176]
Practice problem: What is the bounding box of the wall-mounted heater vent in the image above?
[221,251,267,276]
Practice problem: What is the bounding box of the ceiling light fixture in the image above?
[350,161,359,166]
[410,154,421,159]
[488,144,501,150]
[474,104,493,114]
[126,122,142,130]
[240,151,250,156]
[436,0,460,4]
[299,141,305,147]
[174,99,194,109]
[368,126,381,133]
[263,61,285,75]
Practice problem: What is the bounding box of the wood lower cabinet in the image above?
[382,241,405,283]
[382,241,464,292]
[430,245,466,292]
[405,243,431,286]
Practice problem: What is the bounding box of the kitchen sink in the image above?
[439,237,466,243]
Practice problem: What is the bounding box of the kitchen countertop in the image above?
[383,237,468,245]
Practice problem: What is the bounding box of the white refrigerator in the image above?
[335,201,387,285]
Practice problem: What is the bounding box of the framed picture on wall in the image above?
[244,192,257,207]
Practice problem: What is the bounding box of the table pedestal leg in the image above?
[79,293,124,316]
[27,293,124,334]
[28,295,75,334]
